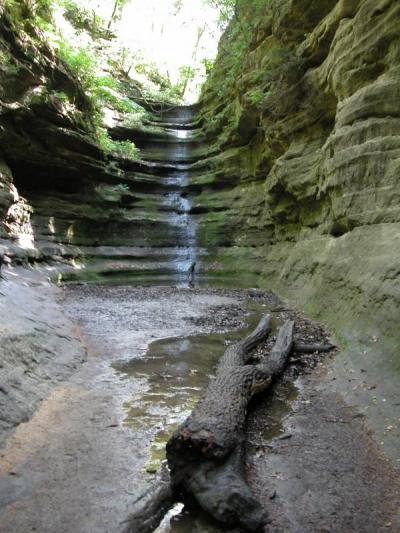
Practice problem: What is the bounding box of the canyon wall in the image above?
[0,0,399,435]
[194,0,400,368]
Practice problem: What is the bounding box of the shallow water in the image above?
[109,296,299,532]
[60,270,264,289]
[112,303,265,473]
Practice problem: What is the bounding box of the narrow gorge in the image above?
[0,0,399,532]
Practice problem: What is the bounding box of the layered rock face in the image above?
[0,3,107,260]
[0,4,206,280]
[0,1,398,360]
[194,0,400,361]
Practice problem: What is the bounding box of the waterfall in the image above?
[161,127,198,280]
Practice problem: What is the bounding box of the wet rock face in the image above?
[0,160,16,239]
[0,5,205,267]
[195,0,400,355]
[0,4,121,259]
[0,270,87,446]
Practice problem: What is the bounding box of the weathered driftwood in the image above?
[185,445,267,531]
[166,318,295,531]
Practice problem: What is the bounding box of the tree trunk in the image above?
[107,0,119,30]
[166,318,295,531]
[167,316,272,465]
[293,342,335,353]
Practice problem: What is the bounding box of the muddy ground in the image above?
[0,279,399,532]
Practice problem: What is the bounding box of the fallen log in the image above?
[219,314,272,367]
[185,445,267,531]
[293,342,336,354]
[167,315,272,465]
[167,318,295,531]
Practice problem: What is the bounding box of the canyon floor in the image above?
[0,269,399,532]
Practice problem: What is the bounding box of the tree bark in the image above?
[167,315,272,465]
[166,318,295,531]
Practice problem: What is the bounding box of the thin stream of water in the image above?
[160,127,198,275]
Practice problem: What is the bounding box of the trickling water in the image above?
[151,120,199,280]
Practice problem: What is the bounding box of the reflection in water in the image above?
[111,301,296,532]
[115,325,256,533]
[113,331,242,472]
[62,270,265,289]
[156,505,224,533]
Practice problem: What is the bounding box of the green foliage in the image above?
[135,61,172,90]
[94,81,137,114]
[176,64,198,98]
[61,0,112,39]
[58,41,97,90]
[205,0,235,29]
[5,0,54,33]
[134,61,184,103]
[247,88,265,107]
[121,111,149,128]
[112,183,129,193]
[58,44,139,114]
[52,90,69,102]
[94,183,130,202]
[201,57,215,75]
[97,129,139,160]
[206,0,269,29]
[31,0,54,19]
[4,1,145,160]
[111,46,140,76]
[0,46,20,75]
[106,0,132,30]
[172,0,184,14]
[111,139,139,159]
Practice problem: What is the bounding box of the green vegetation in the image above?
[6,1,142,158]
[97,129,139,159]
[94,183,130,204]
[201,0,306,132]
[206,0,235,29]
[3,0,226,159]
[4,0,219,160]
[61,0,112,39]
[52,90,69,102]
[206,0,267,29]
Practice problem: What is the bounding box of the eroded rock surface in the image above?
[0,268,86,445]
[188,0,400,452]
[195,0,400,345]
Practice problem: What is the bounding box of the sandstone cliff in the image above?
[194,0,400,375]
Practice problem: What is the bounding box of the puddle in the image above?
[255,379,299,442]
[156,505,224,533]
[112,307,265,473]
[110,298,300,531]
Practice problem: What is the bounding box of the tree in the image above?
[107,0,131,30]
